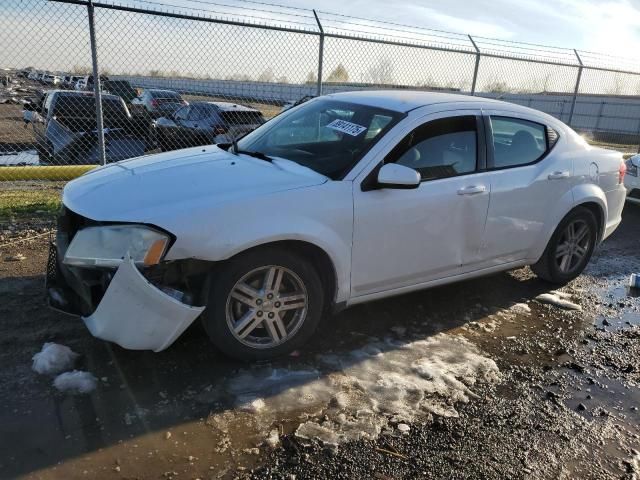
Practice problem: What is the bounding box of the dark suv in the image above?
[30,91,149,164]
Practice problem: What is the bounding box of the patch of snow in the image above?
[236,397,266,414]
[218,334,499,445]
[0,150,39,166]
[53,370,97,394]
[464,318,499,333]
[510,303,532,314]
[32,343,79,375]
[397,423,410,433]
[536,293,582,311]
[265,429,280,448]
[295,421,340,447]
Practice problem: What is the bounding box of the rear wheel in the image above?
[202,248,324,360]
[531,207,598,284]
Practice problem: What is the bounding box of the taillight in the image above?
[619,161,627,184]
[213,125,228,135]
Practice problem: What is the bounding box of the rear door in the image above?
[163,105,190,149]
[478,111,569,265]
[184,104,212,145]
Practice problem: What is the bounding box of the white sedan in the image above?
[47,91,628,360]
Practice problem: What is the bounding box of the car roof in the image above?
[325,90,535,115]
[147,89,181,95]
[51,90,121,101]
[194,101,260,112]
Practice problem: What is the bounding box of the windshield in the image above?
[236,98,404,179]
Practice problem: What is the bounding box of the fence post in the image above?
[568,49,583,127]
[87,0,106,166]
[313,10,324,96]
[468,35,480,96]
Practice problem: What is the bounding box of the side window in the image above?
[387,116,478,181]
[490,116,548,168]
[187,105,204,121]
[174,106,189,121]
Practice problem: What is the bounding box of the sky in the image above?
[282,0,640,60]
[2,0,640,94]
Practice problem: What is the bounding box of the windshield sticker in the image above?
[326,119,367,137]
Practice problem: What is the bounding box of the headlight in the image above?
[63,225,170,268]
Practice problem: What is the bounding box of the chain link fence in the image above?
[2,0,640,222]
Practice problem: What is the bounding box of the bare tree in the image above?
[326,64,349,83]
[72,65,92,75]
[257,68,275,83]
[366,58,394,85]
[305,71,317,84]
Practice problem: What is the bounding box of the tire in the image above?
[202,247,324,361]
[531,207,598,284]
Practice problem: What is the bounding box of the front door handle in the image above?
[457,185,487,196]
[548,171,570,180]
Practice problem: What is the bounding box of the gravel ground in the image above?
[0,205,638,480]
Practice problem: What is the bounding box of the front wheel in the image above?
[202,248,324,361]
[531,207,598,284]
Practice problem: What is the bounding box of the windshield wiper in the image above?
[235,150,273,162]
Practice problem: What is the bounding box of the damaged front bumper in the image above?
[46,242,204,352]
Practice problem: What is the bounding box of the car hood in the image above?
[63,145,328,225]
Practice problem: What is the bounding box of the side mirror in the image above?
[23,101,35,111]
[377,163,421,189]
[631,154,640,168]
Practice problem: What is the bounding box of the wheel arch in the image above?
[226,239,341,311]
[532,185,607,262]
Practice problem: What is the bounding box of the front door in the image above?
[351,111,492,298]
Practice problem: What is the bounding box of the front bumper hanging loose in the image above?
[47,240,205,352]
[82,253,205,352]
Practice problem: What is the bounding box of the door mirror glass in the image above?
[377,163,420,189]
[631,154,640,168]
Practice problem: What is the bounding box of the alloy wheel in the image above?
[225,265,308,349]
[555,219,591,274]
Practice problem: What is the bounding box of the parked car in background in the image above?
[102,79,138,105]
[280,95,315,113]
[27,90,148,164]
[74,74,109,91]
[155,101,265,151]
[62,75,84,89]
[42,74,62,85]
[130,88,187,118]
[74,77,88,90]
[625,154,640,205]
[47,91,627,360]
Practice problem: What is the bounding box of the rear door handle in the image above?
[548,171,570,180]
[457,185,487,196]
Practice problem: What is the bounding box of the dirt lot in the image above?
[0,204,639,479]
